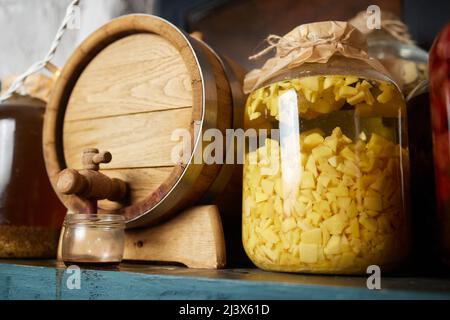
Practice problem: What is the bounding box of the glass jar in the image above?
[429,23,450,267]
[349,11,428,97]
[0,95,65,258]
[365,29,429,97]
[242,56,411,274]
[62,214,126,268]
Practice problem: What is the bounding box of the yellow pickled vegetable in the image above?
[244,75,397,122]
[242,75,408,274]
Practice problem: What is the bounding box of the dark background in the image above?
[153,0,450,70]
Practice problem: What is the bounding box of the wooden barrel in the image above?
[43,15,245,229]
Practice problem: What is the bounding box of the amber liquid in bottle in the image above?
[0,97,65,258]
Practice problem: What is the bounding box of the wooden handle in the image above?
[93,151,112,165]
[57,169,88,195]
[82,148,112,170]
[56,169,127,201]
[56,149,128,202]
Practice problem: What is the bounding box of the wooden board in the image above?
[2,260,450,300]
[63,108,192,169]
[124,205,226,269]
[64,34,193,121]
[97,167,174,211]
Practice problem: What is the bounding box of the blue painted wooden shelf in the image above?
[1,260,450,300]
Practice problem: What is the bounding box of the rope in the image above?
[249,35,335,61]
[0,0,80,102]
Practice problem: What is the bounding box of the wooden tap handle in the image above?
[93,151,112,165]
[57,149,128,203]
[56,169,87,195]
[82,148,112,170]
[108,178,128,202]
[56,169,128,201]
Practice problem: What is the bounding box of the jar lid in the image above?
[244,21,391,93]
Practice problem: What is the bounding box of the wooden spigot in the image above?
[56,148,128,213]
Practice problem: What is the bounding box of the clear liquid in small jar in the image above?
[62,214,125,269]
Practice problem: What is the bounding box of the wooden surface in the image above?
[64,34,193,121]
[1,260,450,300]
[124,205,226,269]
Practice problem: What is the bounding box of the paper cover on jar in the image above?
[244,21,391,94]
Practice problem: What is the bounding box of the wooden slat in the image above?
[63,108,192,169]
[96,167,174,211]
[65,33,193,121]
[125,205,226,268]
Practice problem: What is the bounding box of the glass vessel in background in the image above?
[350,11,428,97]
[367,31,428,97]
[0,95,65,258]
[429,23,450,267]
[242,57,411,274]
[62,214,126,268]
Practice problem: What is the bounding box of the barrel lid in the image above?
[44,15,205,224]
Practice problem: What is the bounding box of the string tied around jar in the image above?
[244,21,391,94]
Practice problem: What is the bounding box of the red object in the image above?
[430,23,450,263]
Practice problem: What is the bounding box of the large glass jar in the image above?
[242,57,411,274]
[0,95,65,258]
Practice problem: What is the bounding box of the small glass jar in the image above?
[62,214,126,268]
[242,56,411,274]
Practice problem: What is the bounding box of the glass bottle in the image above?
[0,95,65,258]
